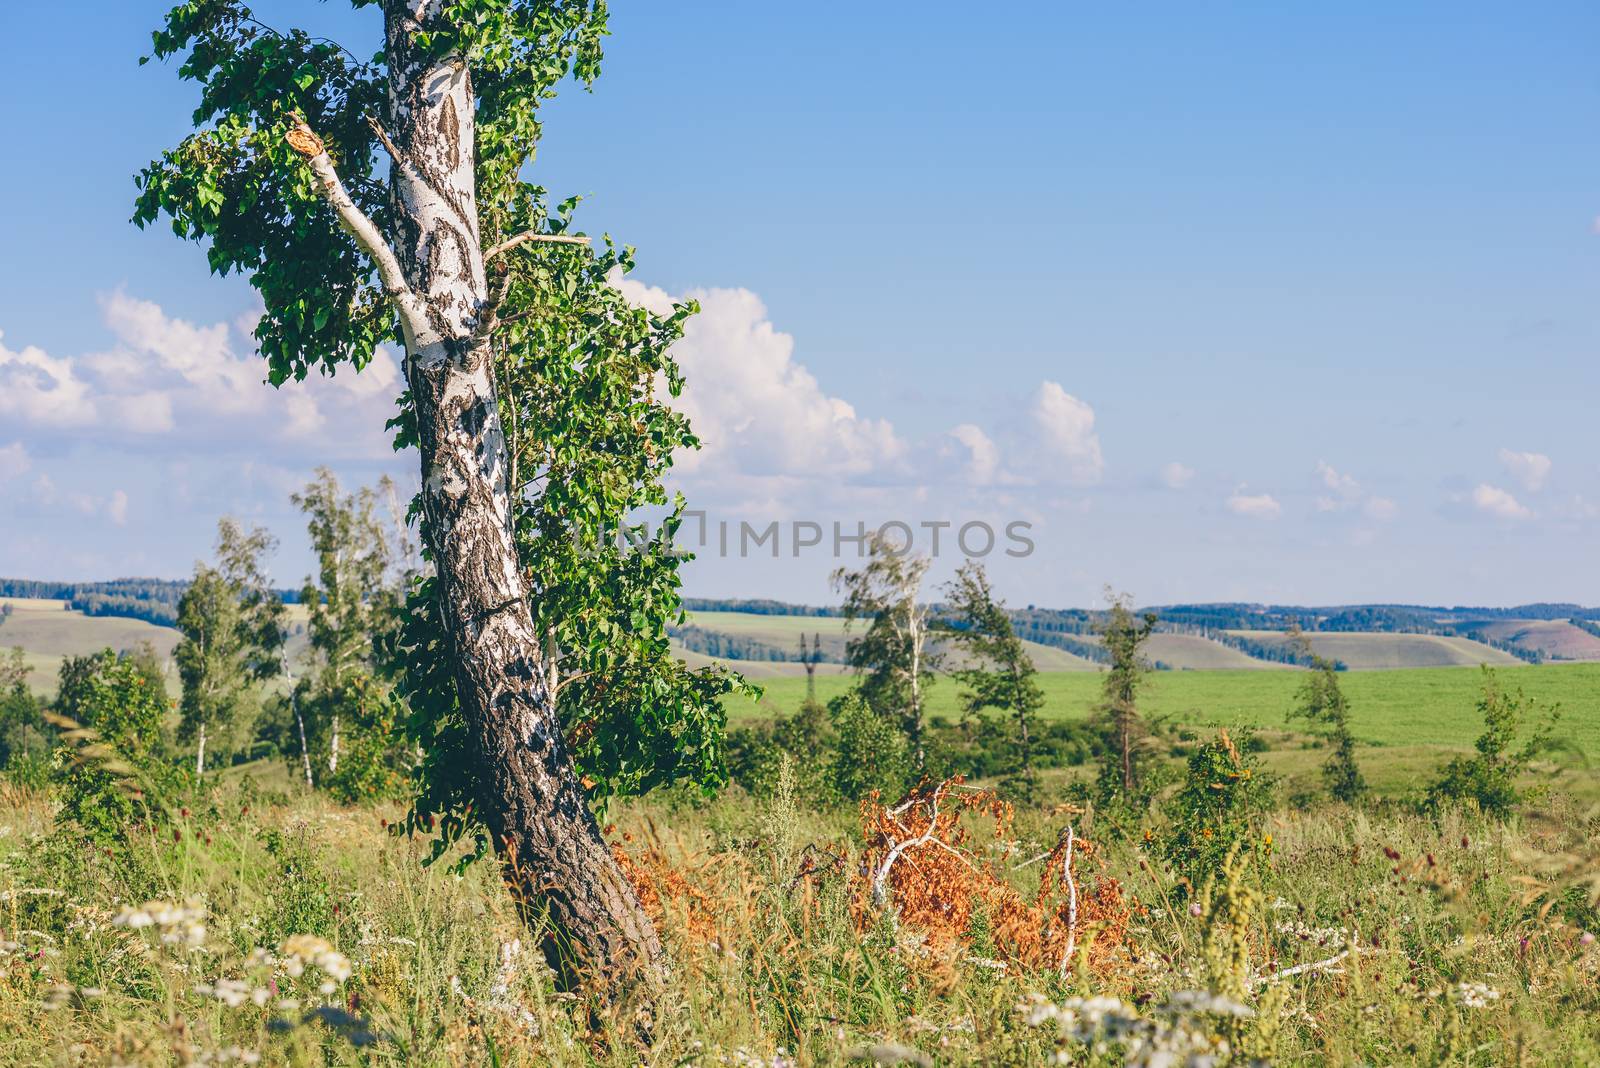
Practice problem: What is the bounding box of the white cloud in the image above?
[1226,489,1282,520]
[107,391,176,433]
[1160,461,1194,489]
[1312,461,1397,520]
[98,290,261,412]
[1316,461,1361,499]
[282,392,326,437]
[0,332,98,426]
[1497,449,1551,492]
[1363,496,1398,521]
[1556,495,1600,521]
[0,442,30,481]
[1472,483,1532,520]
[1031,381,1104,485]
[948,423,1001,485]
[27,473,128,525]
[1,292,403,458]
[612,274,903,479]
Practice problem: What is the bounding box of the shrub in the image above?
[726,698,833,799]
[1162,728,1274,889]
[829,692,910,802]
[316,675,410,805]
[50,652,185,843]
[1426,666,1561,816]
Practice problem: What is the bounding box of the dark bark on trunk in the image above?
[382,0,666,993]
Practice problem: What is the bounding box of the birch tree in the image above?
[175,520,285,775]
[293,469,397,777]
[138,0,734,993]
[833,535,940,772]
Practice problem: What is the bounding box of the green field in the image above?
[737,662,1600,754]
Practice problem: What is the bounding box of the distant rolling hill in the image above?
[678,608,1542,674]
[1226,630,1522,670]
[678,610,1300,674]
[1126,633,1297,671]
[0,597,315,695]
[1461,619,1600,662]
[0,596,181,694]
[678,609,1102,676]
[6,587,1593,693]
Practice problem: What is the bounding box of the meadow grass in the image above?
[1,766,1597,1066]
[2,655,1597,1064]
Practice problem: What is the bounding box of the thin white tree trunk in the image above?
[195,720,206,777]
[285,664,314,789]
[295,694,314,789]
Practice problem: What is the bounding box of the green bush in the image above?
[316,675,410,805]
[1162,728,1274,890]
[726,698,833,799]
[1426,667,1561,816]
[52,651,186,843]
[828,691,910,802]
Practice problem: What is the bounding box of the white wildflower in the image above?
[1452,982,1501,1009]
[1275,920,1348,950]
[279,934,352,986]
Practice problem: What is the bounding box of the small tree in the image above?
[1427,667,1561,816]
[0,648,49,783]
[51,651,177,842]
[293,469,402,782]
[1163,728,1273,890]
[828,691,910,803]
[1285,629,1365,803]
[939,561,1044,794]
[1093,590,1159,802]
[833,535,940,771]
[176,520,286,775]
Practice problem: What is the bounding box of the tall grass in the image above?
[0,772,1597,1065]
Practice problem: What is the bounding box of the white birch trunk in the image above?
[284,0,668,991]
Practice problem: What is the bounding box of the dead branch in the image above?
[872,782,953,909]
[485,230,593,261]
[1058,824,1079,979]
[285,122,429,342]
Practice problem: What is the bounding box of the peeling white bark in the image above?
[281,1,668,989]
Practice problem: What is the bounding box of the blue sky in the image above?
[2,1,1598,607]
